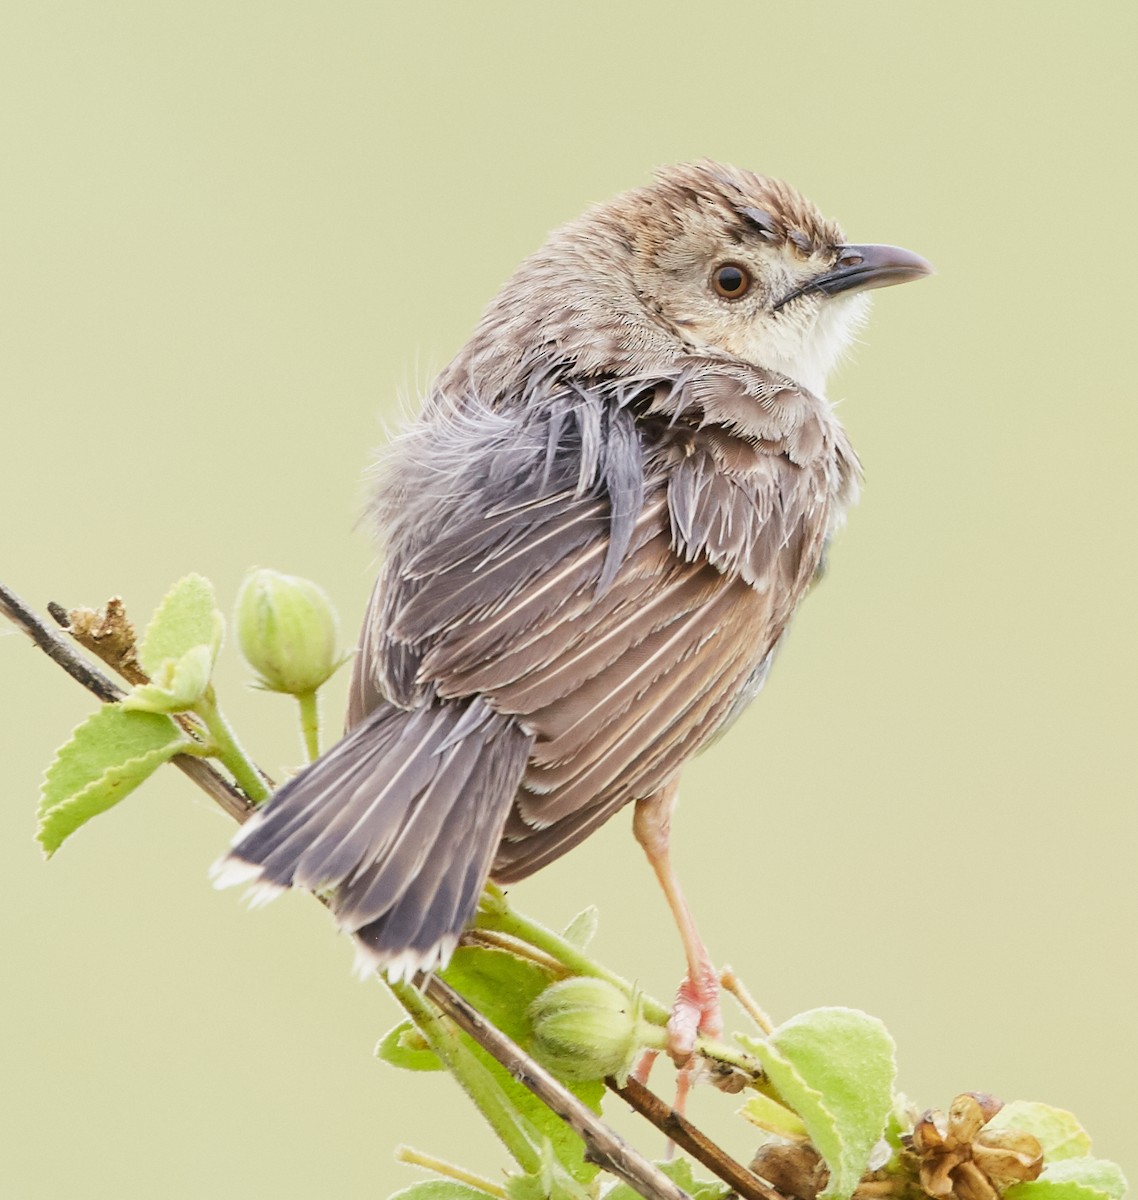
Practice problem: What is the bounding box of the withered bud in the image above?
[751,1141,827,1200]
[912,1093,1043,1200]
[973,1128,1044,1190]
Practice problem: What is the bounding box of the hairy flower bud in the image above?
[527,977,656,1084]
[235,569,345,696]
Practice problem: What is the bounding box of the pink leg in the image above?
[633,786,722,1067]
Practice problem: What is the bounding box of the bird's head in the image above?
[448,160,931,402]
[613,161,932,394]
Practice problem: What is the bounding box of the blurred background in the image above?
[2,4,1135,1196]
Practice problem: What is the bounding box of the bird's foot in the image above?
[631,1048,660,1087]
[665,961,723,1065]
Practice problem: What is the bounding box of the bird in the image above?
[213,160,931,1059]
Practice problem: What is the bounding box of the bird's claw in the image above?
[665,966,723,1066]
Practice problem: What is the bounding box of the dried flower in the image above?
[911,1093,1043,1200]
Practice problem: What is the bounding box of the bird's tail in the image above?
[211,697,533,981]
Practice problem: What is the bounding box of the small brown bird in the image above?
[215,161,930,1057]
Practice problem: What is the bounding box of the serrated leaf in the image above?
[376,1019,444,1072]
[739,1007,895,1200]
[1005,1157,1128,1200]
[440,948,603,1185]
[37,706,187,854]
[603,1157,730,1200]
[138,574,223,677]
[988,1101,1093,1161]
[389,1182,500,1200]
[122,644,215,714]
[739,1092,809,1140]
[561,907,598,950]
[442,946,558,1048]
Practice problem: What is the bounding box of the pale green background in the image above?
[2,4,1135,1197]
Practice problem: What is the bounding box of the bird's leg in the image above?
[633,787,722,1068]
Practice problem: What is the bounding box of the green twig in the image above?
[194,687,270,803]
[296,689,320,762]
[477,893,652,1014]
[395,1146,508,1199]
[389,979,542,1176]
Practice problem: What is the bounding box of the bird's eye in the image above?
[711,263,752,300]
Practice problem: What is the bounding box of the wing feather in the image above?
[352,366,855,882]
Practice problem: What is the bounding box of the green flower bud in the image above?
[527,977,658,1084]
[235,569,346,696]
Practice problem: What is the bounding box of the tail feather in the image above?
[213,697,532,978]
[334,733,487,927]
[291,708,448,892]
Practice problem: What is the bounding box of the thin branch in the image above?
[423,974,694,1200]
[3,583,123,704]
[607,1075,784,1200]
[720,965,775,1036]
[5,576,778,1200]
[395,1146,508,1199]
[2,581,253,823]
[6,579,689,1199]
[460,928,571,977]
[49,598,210,747]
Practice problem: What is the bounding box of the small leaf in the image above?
[988,1101,1093,1161]
[376,1019,444,1072]
[122,644,215,714]
[739,1092,810,1140]
[561,906,598,950]
[37,706,187,854]
[389,1183,500,1200]
[138,574,223,677]
[739,1007,896,1200]
[1005,1158,1128,1200]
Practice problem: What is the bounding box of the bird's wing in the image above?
[354,370,847,880]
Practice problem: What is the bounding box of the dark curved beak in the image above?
[775,243,934,310]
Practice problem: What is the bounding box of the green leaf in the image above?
[443,946,555,1046]
[376,1019,444,1072]
[440,948,604,1185]
[389,1182,500,1200]
[561,907,598,950]
[739,1092,809,1140]
[1005,1158,1128,1200]
[739,1007,896,1200]
[138,574,223,677]
[122,644,215,714]
[504,1140,588,1200]
[37,706,187,855]
[603,1158,730,1200]
[988,1101,1092,1160]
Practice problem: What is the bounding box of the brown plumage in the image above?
[214,160,930,1050]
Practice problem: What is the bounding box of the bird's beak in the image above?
[776,243,934,310]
